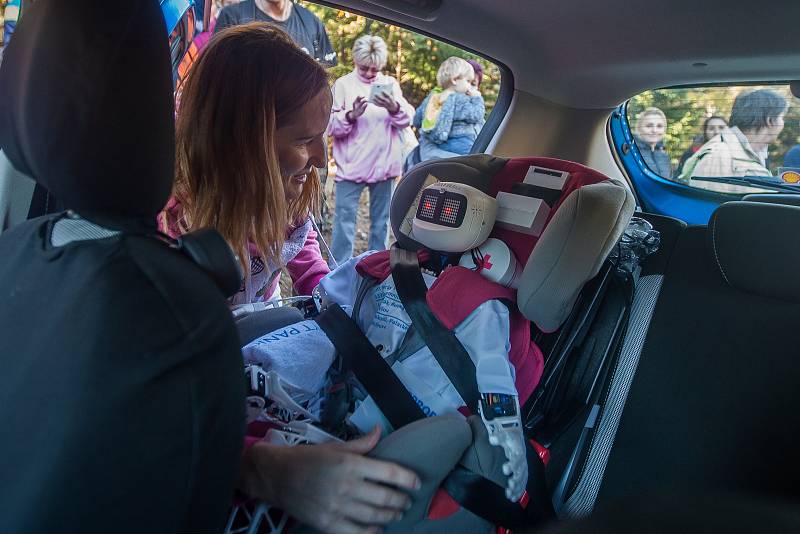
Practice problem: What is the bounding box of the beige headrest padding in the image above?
[516,179,635,332]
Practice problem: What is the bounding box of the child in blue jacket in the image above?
[414,56,485,161]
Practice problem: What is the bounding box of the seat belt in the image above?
[314,303,425,430]
[316,288,554,527]
[389,245,481,412]
[442,436,555,527]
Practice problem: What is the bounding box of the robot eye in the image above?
[419,192,439,220]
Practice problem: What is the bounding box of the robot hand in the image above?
[479,393,528,502]
[245,364,318,422]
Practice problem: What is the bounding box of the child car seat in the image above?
[241,154,634,533]
[356,154,635,531]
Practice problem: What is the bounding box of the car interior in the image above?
[2,0,800,532]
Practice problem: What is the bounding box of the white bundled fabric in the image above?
[242,320,336,395]
[318,251,374,306]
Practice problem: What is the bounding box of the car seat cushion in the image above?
[367,416,473,532]
[708,201,800,302]
[390,155,635,333]
[485,157,631,263]
[517,180,636,332]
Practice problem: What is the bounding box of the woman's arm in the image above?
[239,427,420,534]
[386,77,414,129]
[287,225,331,296]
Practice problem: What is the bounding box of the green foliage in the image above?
[300,2,500,116]
[628,85,800,173]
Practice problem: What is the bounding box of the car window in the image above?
[626,84,800,194]
[301,2,502,155]
[181,1,503,160]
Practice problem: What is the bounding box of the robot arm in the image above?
[478,392,528,502]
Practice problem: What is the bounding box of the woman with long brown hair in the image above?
[160,24,419,534]
[162,22,330,305]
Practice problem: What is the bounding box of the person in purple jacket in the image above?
[328,34,415,265]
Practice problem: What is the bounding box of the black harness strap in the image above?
[389,245,481,412]
[315,303,425,430]
[442,439,555,527]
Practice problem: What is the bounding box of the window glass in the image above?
[302,1,502,140]
[627,85,800,193]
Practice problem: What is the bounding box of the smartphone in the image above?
[368,83,393,103]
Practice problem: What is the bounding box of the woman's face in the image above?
[275,88,332,203]
[470,74,481,90]
[704,117,727,140]
[636,113,666,146]
[356,62,382,82]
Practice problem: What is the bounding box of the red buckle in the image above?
[529,438,550,466]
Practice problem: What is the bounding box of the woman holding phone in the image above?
[328,34,414,265]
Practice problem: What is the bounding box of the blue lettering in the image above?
[410,393,436,418]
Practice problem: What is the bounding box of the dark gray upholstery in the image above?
[709,201,800,301]
[595,205,800,506]
[0,2,244,533]
[742,193,800,208]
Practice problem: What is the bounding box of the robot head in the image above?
[411,182,498,253]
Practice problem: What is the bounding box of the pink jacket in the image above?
[158,198,329,304]
[328,71,414,183]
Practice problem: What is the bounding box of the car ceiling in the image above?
[328,0,800,109]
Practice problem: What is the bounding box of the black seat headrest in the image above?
[709,201,800,302]
[0,0,174,220]
[742,193,800,208]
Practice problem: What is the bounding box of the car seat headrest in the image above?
[516,180,635,332]
[392,155,636,332]
[742,193,800,208]
[391,154,508,251]
[709,201,800,302]
[0,0,175,220]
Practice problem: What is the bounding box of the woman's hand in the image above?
[346,96,369,123]
[373,92,400,115]
[241,426,420,534]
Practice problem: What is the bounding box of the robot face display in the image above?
[415,188,469,229]
[411,182,498,253]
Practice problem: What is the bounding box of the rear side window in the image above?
[626,85,800,193]
[301,2,503,147]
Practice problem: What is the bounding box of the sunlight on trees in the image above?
[301,2,501,116]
